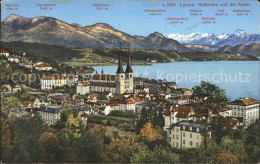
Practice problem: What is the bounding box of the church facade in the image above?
[90,52,134,94]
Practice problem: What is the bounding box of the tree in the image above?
[216,153,239,164]
[153,146,179,163]
[220,136,247,162]
[135,107,148,134]
[211,116,237,143]
[130,145,155,163]
[153,110,165,129]
[38,132,60,161]
[104,137,136,163]
[245,119,260,146]
[140,122,159,142]
[1,96,21,114]
[192,81,227,149]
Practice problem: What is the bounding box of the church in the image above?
[90,52,134,94]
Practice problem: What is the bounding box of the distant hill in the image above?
[216,43,260,57]
[184,44,217,52]
[1,14,192,53]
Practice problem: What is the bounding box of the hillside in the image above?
[216,43,260,57]
[1,14,192,52]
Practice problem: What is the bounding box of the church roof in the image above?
[116,53,124,74]
[125,52,133,73]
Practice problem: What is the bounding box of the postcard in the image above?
[1,0,259,163]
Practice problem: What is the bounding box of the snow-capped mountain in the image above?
[164,29,260,47]
[215,29,260,47]
[164,32,229,45]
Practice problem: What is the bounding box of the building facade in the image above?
[76,81,90,95]
[167,120,211,149]
[228,97,260,126]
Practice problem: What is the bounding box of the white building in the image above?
[0,49,10,57]
[228,97,260,126]
[171,88,193,98]
[76,81,90,95]
[41,76,68,90]
[37,106,63,125]
[163,105,193,130]
[35,64,52,71]
[166,120,211,149]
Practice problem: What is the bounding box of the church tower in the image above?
[125,51,134,93]
[116,53,125,94]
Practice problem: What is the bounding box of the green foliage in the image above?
[220,136,247,162]
[108,110,137,118]
[1,96,22,114]
[211,116,237,143]
[192,81,228,149]
[135,107,149,134]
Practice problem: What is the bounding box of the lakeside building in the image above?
[89,52,134,94]
[227,97,260,126]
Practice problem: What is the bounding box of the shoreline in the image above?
[71,59,260,67]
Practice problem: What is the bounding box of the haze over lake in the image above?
[93,61,260,101]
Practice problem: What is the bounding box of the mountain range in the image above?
[165,29,260,48]
[1,14,259,57]
[1,14,191,53]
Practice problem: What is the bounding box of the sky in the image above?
[1,0,260,36]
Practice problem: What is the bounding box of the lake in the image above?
[93,61,260,101]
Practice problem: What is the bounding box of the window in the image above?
[190,134,192,138]
[196,142,199,146]
[190,141,193,146]
[121,75,123,78]
[183,132,185,137]
[176,135,179,139]
[176,142,179,148]
[130,74,132,78]
[183,140,185,145]
[173,134,175,139]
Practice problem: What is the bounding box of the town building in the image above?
[227,97,260,126]
[171,88,193,98]
[37,106,63,125]
[41,76,68,90]
[163,105,193,130]
[35,64,53,71]
[166,120,212,149]
[89,51,134,94]
[76,81,90,95]
[0,49,10,57]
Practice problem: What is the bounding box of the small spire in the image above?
[116,44,124,74]
[101,68,104,74]
[96,70,98,74]
[125,49,133,73]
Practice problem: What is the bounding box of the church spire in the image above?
[116,45,124,74]
[101,68,104,74]
[125,50,133,73]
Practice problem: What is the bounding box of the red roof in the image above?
[79,81,89,86]
[92,74,116,81]
[81,112,89,117]
[229,97,260,106]
[1,49,9,53]
[163,105,191,118]
[90,82,116,88]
